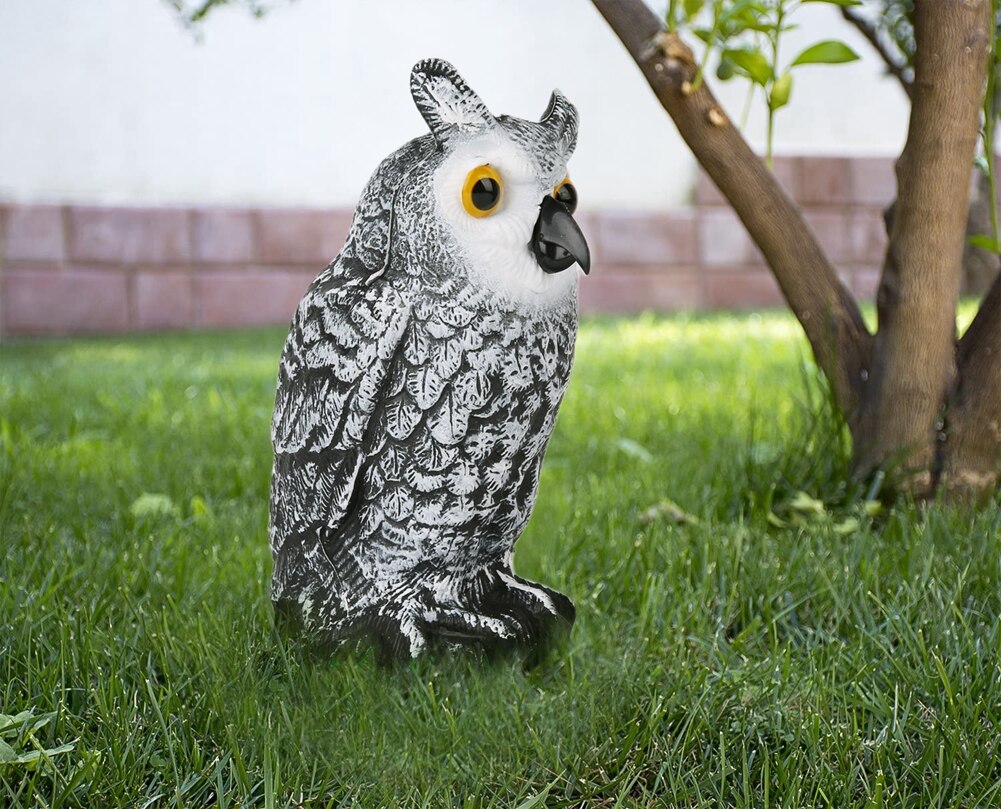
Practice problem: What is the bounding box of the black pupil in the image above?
[555,182,578,213]
[471,177,500,211]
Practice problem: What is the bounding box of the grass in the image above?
[2,311,1000,807]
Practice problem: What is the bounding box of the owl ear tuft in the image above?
[411,59,496,148]
[541,90,579,156]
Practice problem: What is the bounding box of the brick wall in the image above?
[0,156,895,339]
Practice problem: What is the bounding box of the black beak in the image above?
[530,195,590,275]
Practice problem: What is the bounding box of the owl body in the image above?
[269,61,588,658]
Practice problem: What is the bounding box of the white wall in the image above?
[0,0,910,210]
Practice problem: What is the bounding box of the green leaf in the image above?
[130,492,179,519]
[189,495,212,519]
[0,739,17,763]
[833,517,860,536]
[25,713,58,735]
[766,511,788,528]
[0,712,34,736]
[967,234,1001,253]
[789,490,825,516]
[614,438,654,464]
[722,47,772,85]
[769,72,793,110]
[514,787,552,809]
[639,499,700,526]
[790,40,860,67]
[801,0,862,6]
[682,0,705,17]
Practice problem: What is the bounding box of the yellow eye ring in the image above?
[553,177,578,214]
[462,164,503,218]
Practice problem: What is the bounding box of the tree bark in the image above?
[963,172,1001,296]
[941,272,1001,496]
[590,0,871,423]
[853,0,991,493]
[591,0,998,499]
[841,4,1000,298]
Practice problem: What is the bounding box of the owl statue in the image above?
[269,58,589,660]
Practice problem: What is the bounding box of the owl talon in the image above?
[423,605,518,643]
[365,606,428,661]
[493,571,576,626]
[449,568,576,651]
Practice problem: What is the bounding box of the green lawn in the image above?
[2,313,1000,808]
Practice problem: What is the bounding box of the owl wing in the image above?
[269,265,410,568]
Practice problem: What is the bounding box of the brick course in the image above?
[4,205,66,262]
[195,268,315,327]
[0,155,893,338]
[68,206,191,264]
[135,270,194,331]
[192,208,256,263]
[3,266,129,335]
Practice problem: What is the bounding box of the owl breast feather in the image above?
[270,252,577,607]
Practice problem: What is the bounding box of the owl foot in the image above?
[441,567,575,655]
[372,595,527,661]
[374,572,575,662]
[423,605,519,643]
[273,571,574,663]
[489,570,576,627]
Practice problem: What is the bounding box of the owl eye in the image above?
[462,165,503,218]
[553,178,578,214]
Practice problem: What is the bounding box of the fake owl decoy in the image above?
[269,58,589,660]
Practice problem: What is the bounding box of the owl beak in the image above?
[531,195,590,275]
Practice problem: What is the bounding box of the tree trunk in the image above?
[842,4,1000,297]
[941,272,1001,496]
[853,1,991,494]
[591,0,999,500]
[963,172,1001,295]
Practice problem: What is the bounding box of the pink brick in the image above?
[852,267,882,302]
[770,156,799,199]
[135,270,193,330]
[693,157,797,207]
[4,205,65,262]
[704,269,784,309]
[694,171,727,206]
[3,266,128,335]
[194,268,314,327]
[803,209,851,264]
[850,208,888,264]
[798,157,851,206]
[849,157,896,207]
[595,211,696,265]
[68,206,191,264]
[255,209,352,265]
[579,266,701,313]
[698,208,764,266]
[192,208,255,263]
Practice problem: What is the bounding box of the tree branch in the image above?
[959,269,1001,367]
[854,0,991,490]
[589,0,872,422]
[942,271,1001,495]
[840,7,915,99]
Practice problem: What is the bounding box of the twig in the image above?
[840,7,915,99]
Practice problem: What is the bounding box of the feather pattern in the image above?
[269,59,584,660]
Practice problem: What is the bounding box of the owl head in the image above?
[404,59,589,304]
